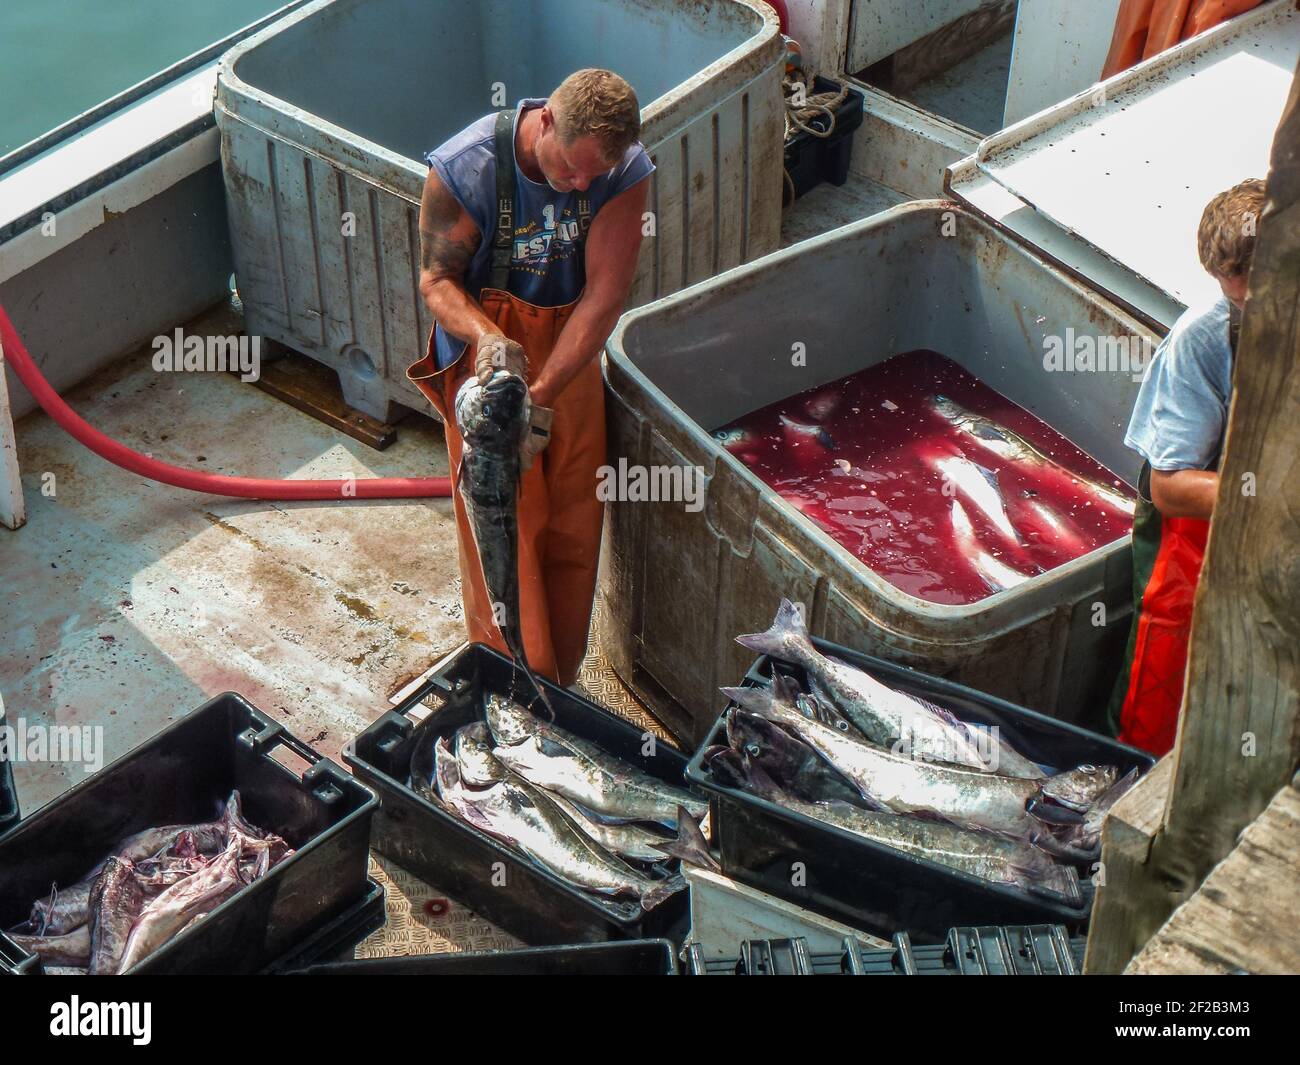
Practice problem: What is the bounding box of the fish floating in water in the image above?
[779,414,836,450]
[455,371,554,716]
[928,450,1022,546]
[951,500,1037,593]
[929,394,1135,515]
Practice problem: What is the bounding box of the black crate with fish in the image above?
[345,644,709,945]
[0,693,377,975]
[686,600,1155,941]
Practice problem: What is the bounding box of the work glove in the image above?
[474,333,527,383]
[520,404,554,474]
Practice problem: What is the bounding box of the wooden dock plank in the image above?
[1128,783,1300,974]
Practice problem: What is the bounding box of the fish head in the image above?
[483,692,537,746]
[1040,763,1119,812]
[454,722,508,786]
[712,427,754,450]
[454,372,531,450]
[929,394,962,421]
[726,710,811,782]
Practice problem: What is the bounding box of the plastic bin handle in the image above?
[240,717,321,770]
[390,674,455,719]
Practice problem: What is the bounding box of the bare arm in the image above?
[418,169,499,348]
[1150,468,1219,520]
[529,179,649,409]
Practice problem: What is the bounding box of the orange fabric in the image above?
[1117,516,1210,755]
[1101,0,1262,79]
[407,289,606,688]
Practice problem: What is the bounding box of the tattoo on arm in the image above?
[419,177,478,282]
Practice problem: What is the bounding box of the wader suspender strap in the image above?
[489,108,516,292]
[488,106,594,292]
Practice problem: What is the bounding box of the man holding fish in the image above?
[408,70,652,689]
[1107,179,1264,755]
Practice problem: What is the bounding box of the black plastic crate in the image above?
[784,75,865,201]
[688,926,1084,975]
[0,692,377,975]
[284,937,678,975]
[344,643,698,946]
[262,878,387,973]
[686,640,1155,941]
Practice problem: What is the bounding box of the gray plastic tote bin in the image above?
[215,0,784,421]
[599,199,1161,745]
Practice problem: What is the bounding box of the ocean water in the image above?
[0,0,287,156]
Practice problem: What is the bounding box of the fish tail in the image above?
[650,806,720,872]
[735,598,812,662]
[641,874,686,911]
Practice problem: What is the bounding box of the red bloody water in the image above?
[714,350,1134,606]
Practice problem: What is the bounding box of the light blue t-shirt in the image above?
[1124,296,1234,472]
[425,98,655,368]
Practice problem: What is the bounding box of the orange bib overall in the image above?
[407,111,605,688]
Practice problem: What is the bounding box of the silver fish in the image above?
[931,451,1021,545]
[436,736,682,910]
[88,857,146,976]
[454,370,554,716]
[543,791,676,863]
[736,599,1004,773]
[724,682,1115,839]
[930,394,1135,515]
[714,750,1079,903]
[951,500,1035,593]
[484,693,706,827]
[779,414,836,450]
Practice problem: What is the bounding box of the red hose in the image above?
[0,304,451,500]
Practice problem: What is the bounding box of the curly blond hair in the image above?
[549,69,641,163]
[1198,178,1266,279]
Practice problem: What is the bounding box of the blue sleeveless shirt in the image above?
[426,98,655,369]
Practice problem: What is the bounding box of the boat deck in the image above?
[2,198,862,954]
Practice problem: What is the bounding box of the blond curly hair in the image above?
[1198,178,1266,279]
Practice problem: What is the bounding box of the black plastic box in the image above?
[0,692,377,975]
[688,926,1084,975]
[345,644,697,946]
[686,641,1155,941]
[262,879,387,973]
[284,937,678,975]
[784,75,865,200]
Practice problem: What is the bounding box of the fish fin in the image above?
[640,874,687,911]
[1030,829,1100,864]
[735,598,809,659]
[1026,795,1086,826]
[650,807,720,873]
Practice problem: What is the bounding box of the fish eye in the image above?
[1080,764,1097,774]
[745,743,761,757]
[836,721,848,731]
